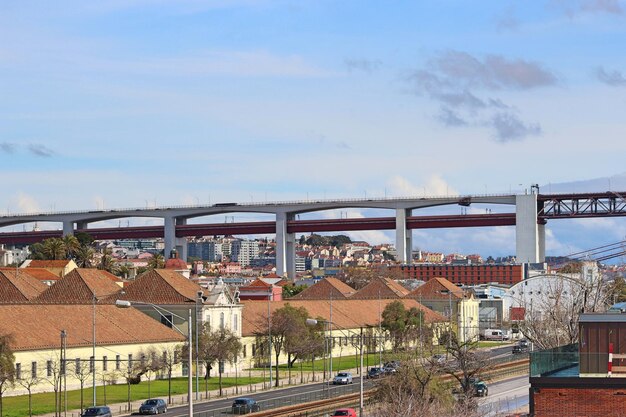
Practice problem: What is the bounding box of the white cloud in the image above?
[386,175,459,197]
[14,193,41,214]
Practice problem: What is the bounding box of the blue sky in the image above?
[1,0,626,258]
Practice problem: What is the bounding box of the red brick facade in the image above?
[398,264,524,285]
[533,387,626,417]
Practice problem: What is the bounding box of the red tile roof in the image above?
[351,277,409,299]
[16,268,59,282]
[241,299,446,337]
[27,260,73,268]
[0,304,185,351]
[0,270,48,302]
[289,278,356,300]
[111,269,203,305]
[405,277,465,300]
[33,269,123,304]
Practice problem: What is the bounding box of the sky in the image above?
[1,0,626,259]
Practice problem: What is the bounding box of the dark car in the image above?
[81,407,112,417]
[473,381,488,397]
[367,367,384,379]
[512,345,528,354]
[139,399,167,415]
[518,339,530,348]
[232,398,260,415]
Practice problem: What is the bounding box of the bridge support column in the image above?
[275,211,295,279]
[164,216,176,259]
[76,221,88,231]
[175,218,188,262]
[516,194,544,264]
[395,208,412,264]
[62,221,74,236]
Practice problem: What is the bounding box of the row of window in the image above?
[14,351,176,380]
[160,313,239,332]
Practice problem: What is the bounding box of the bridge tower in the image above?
[515,193,545,264]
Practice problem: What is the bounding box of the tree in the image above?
[0,335,15,417]
[381,301,425,350]
[74,245,95,268]
[98,248,116,273]
[41,354,63,417]
[137,348,164,400]
[282,284,307,298]
[42,238,66,260]
[517,274,610,350]
[17,367,41,417]
[439,332,489,410]
[120,353,144,411]
[147,253,165,270]
[62,235,80,259]
[72,358,92,414]
[161,345,182,404]
[254,303,310,387]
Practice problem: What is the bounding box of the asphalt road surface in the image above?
[152,346,520,417]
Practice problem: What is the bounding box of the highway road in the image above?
[143,345,523,417]
[480,375,530,416]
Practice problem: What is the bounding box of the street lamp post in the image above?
[115,300,193,417]
[306,318,365,417]
[92,294,96,406]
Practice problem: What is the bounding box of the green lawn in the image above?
[2,376,265,417]
[253,352,396,374]
[477,340,511,348]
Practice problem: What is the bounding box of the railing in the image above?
[529,344,579,377]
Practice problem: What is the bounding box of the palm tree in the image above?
[147,253,165,270]
[42,238,66,260]
[98,248,115,273]
[74,246,95,268]
[62,235,80,259]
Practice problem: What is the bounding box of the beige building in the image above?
[406,277,480,343]
[0,304,185,396]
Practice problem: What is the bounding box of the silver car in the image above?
[333,372,353,385]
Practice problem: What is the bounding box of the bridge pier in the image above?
[164,216,188,262]
[275,211,295,279]
[516,193,545,264]
[395,208,412,264]
[62,220,74,236]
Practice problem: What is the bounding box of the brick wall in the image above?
[534,387,626,417]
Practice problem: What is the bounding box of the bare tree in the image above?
[0,334,15,417]
[516,273,611,350]
[42,354,63,417]
[161,345,183,404]
[72,358,92,413]
[16,366,41,417]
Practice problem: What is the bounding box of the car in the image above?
[384,360,401,369]
[81,407,112,417]
[333,372,353,385]
[432,354,446,364]
[232,398,260,415]
[512,345,528,354]
[367,367,384,379]
[518,339,530,348]
[473,381,489,397]
[331,408,358,417]
[383,365,398,375]
[139,398,167,414]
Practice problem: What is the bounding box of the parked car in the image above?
[81,407,112,417]
[333,372,353,385]
[384,360,401,370]
[383,365,398,375]
[232,398,260,414]
[139,399,167,414]
[367,367,384,379]
[518,339,530,348]
[331,408,358,417]
[512,345,529,354]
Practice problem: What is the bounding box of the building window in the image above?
[220,312,225,329]
[252,344,256,357]
[15,363,21,380]
[233,314,238,331]
[128,354,133,369]
[75,358,81,375]
[47,360,53,377]
[116,355,121,370]
[161,314,173,328]
[243,345,247,358]
[31,362,37,379]
[90,356,95,373]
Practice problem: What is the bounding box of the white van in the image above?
[480,328,510,341]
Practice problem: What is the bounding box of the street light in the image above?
[306,318,365,417]
[115,300,193,417]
